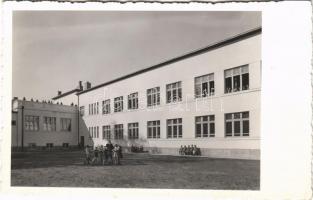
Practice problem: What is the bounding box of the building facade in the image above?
[76,28,261,159]
[11,98,92,150]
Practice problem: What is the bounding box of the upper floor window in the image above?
[166,81,182,103]
[102,125,111,140]
[114,96,123,112]
[128,92,138,110]
[195,115,215,138]
[195,73,214,98]
[114,124,124,139]
[225,111,249,137]
[147,87,160,107]
[102,99,110,114]
[128,122,139,139]
[167,118,182,138]
[225,65,249,93]
[147,120,160,139]
[60,118,71,132]
[43,116,56,131]
[25,115,39,131]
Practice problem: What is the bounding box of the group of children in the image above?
[85,141,123,165]
[179,145,201,156]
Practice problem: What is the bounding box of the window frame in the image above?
[194,73,215,98]
[225,111,250,137]
[166,81,182,103]
[114,96,124,112]
[147,87,160,107]
[128,92,139,110]
[166,118,183,139]
[147,120,160,139]
[195,115,215,138]
[102,99,111,114]
[224,65,249,94]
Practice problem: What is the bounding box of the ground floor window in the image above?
[147,120,160,139]
[167,118,182,138]
[62,143,69,148]
[60,118,71,132]
[46,143,54,148]
[225,111,249,137]
[114,124,123,139]
[102,125,111,140]
[128,123,139,139]
[195,115,215,138]
[43,116,56,131]
[25,115,39,131]
[28,143,36,148]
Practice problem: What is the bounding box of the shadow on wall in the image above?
[79,117,94,147]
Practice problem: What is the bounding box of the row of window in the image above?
[88,111,249,140]
[81,65,249,116]
[24,115,71,132]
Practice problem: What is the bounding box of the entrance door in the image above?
[80,136,85,147]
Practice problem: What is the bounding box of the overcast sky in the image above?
[13,11,261,101]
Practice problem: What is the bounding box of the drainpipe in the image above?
[77,95,80,148]
[21,105,24,151]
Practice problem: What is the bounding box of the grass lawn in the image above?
[11,150,259,190]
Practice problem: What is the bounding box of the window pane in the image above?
[196,124,201,137]
[243,120,249,135]
[173,126,177,138]
[242,112,249,118]
[210,123,215,137]
[202,82,208,97]
[234,121,241,136]
[225,77,232,93]
[233,75,240,92]
[226,114,232,120]
[167,126,172,138]
[242,73,249,90]
[203,123,208,137]
[209,81,214,95]
[226,122,232,136]
[178,125,182,138]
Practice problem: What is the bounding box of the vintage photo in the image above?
[11,11,261,189]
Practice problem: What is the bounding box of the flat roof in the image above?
[77,27,262,95]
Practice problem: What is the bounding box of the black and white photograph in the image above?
[1,1,312,199]
[11,11,261,189]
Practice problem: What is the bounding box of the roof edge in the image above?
[78,27,261,95]
[52,88,81,100]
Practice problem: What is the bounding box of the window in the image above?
[43,117,56,131]
[128,123,139,139]
[89,104,91,115]
[46,143,54,148]
[195,115,215,138]
[60,118,71,132]
[80,106,85,116]
[102,99,110,114]
[147,120,160,139]
[96,102,99,114]
[225,111,249,137]
[166,81,182,103]
[102,125,111,140]
[225,65,249,93]
[128,92,138,110]
[114,124,123,139]
[96,126,99,138]
[114,96,123,112]
[91,104,93,115]
[195,73,214,98]
[167,118,182,138]
[147,87,160,107]
[62,143,69,148]
[24,115,39,131]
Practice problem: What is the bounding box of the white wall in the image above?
[79,34,261,151]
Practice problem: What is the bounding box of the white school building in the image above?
[12,27,261,159]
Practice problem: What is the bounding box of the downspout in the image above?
[77,95,80,148]
[21,105,24,151]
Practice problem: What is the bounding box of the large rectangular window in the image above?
[102,125,111,140]
[195,115,215,138]
[195,73,214,98]
[147,120,160,139]
[114,96,123,112]
[24,115,39,131]
[128,92,138,110]
[166,81,182,103]
[102,99,110,114]
[147,87,160,107]
[114,124,123,139]
[225,111,250,137]
[43,116,56,131]
[225,65,249,93]
[128,123,139,139]
[60,118,71,132]
[167,118,182,138]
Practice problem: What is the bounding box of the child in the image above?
[112,144,121,165]
[92,147,99,165]
[85,145,91,165]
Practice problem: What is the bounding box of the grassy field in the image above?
[11,150,259,190]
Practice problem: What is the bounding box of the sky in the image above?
[13,11,261,101]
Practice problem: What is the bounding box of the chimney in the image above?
[58,91,62,96]
[78,81,83,90]
[83,81,91,90]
